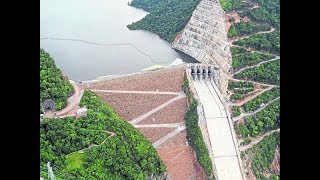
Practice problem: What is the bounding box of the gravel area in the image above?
[88,67,185,92]
[136,98,187,125]
[94,92,176,121]
[137,127,175,143]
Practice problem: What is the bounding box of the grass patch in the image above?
[65,152,85,171]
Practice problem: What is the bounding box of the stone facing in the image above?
[172,0,231,96]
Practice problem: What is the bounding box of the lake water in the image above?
[40,0,197,81]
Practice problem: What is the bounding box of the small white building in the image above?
[76,107,88,116]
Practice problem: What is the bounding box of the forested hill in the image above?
[40,49,74,110]
[128,0,200,42]
[222,0,280,179]
[40,90,166,179]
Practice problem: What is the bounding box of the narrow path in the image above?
[239,129,280,151]
[90,89,182,96]
[68,130,115,155]
[230,27,275,43]
[129,94,186,125]
[233,56,280,75]
[134,123,182,128]
[153,125,186,148]
[233,97,280,122]
[227,77,277,87]
[228,85,274,106]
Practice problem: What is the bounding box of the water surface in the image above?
[40,0,197,81]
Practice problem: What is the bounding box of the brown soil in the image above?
[225,12,242,31]
[88,68,185,92]
[238,117,246,124]
[159,130,188,148]
[82,67,204,179]
[271,149,280,174]
[94,92,176,121]
[157,130,205,179]
[137,127,176,143]
[137,98,187,125]
[157,146,205,180]
[254,83,268,89]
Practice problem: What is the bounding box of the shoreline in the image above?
[76,59,186,84]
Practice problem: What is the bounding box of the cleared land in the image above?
[85,68,203,179]
[137,98,187,124]
[138,127,176,143]
[88,67,185,92]
[93,92,176,121]
[158,130,205,180]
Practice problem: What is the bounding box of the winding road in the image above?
[233,56,280,75]
[43,83,84,118]
[228,85,274,107]
[240,129,280,151]
[233,97,280,122]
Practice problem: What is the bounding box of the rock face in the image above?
[172,0,231,96]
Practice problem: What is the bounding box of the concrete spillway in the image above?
[172,0,231,96]
[187,65,244,180]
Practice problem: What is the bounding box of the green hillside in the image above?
[128,0,200,42]
[40,90,166,179]
[40,49,74,110]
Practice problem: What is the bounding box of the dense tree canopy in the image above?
[40,49,74,110]
[228,81,254,101]
[242,87,280,112]
[234,60,280,85]
[227,25,238,38]
[228,81,254,90]
[234,31,280,55]
[127,0,200,42]
[231,46,248,55]
[40,90,166,179]
[244,0,280,29]
[242,131,280,179]
[226,0,280,178]
[236,99,279,138]
[231,106,241,117]
[228,22,271,38]
[185,99,213,178]
[219,0,247,12]
[232,50,275,70]
[183,76,213,178]
[226,0,280,55]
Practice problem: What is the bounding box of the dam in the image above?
[172,0,231,96]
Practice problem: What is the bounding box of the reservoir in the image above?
[40,0,197,81]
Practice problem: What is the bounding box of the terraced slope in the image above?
[172,0,232,96]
